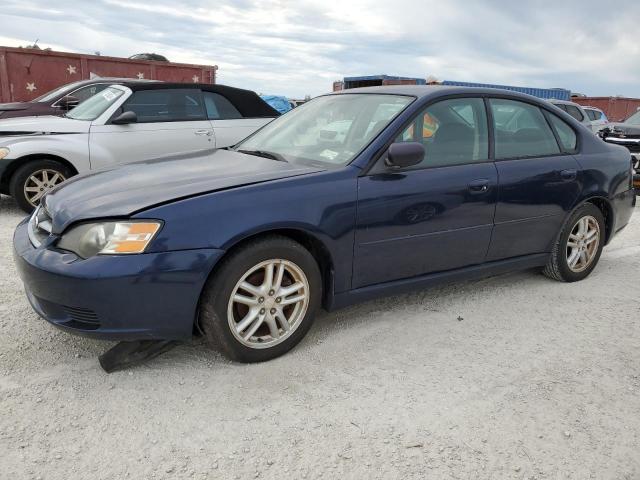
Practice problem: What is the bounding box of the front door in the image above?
[353,97,498,288]
[89,88,214,170]
[485,98,581,261]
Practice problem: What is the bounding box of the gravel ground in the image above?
[1,193,639,480]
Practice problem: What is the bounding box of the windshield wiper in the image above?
[237,149,288,162]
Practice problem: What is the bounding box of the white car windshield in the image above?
[236,94,413,167]
[626,110,640,125]
[65,87,124,121]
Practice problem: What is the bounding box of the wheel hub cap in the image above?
[227,259,310,349]
[24,169,66,207]
[566,215,600,273]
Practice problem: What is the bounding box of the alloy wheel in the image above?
[24,169,66,206]
[566,215,600,273]
[227,259,310,349]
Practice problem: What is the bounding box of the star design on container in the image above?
[136,72,145,79]
[26,82,37,92]
[67,65,77,75]
[192,75,199,83]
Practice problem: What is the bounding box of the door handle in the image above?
[195,129,213,136]
[468,179,490,194]
[560,169,577,181]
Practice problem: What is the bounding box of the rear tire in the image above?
[543,203,605,282]
[9,159,73,213]
[199,235,322,362]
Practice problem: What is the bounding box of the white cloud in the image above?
[0,0,638,98]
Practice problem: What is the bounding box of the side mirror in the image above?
[385,142,425,169]
[58,95,80,111]
[112,111,137,125]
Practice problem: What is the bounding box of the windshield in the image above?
[236,94,413,167]
[33,81,86,103]
[625,110,640,125]
[65,87,125,121]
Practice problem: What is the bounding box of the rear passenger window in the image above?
[585,110,597,121]
[122,89,206,123]
[564,105,585,122]
[490,99,560,159]
[203,92,242,120]
[547,112,577,152]
[394,97,488,168]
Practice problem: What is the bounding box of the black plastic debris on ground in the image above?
[99,340,178,373]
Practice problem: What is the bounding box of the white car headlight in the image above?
[57,221,161,258]
[0,147,10,160]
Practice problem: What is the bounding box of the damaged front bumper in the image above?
[13,218,224,341]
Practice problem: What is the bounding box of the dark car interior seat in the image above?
[498,127,555,158]
[428,123,475,165]
[168,95,187,121]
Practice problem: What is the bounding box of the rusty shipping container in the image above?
[0,46,218,103]
[571,96,640,122]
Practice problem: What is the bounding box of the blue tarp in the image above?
[260,95,292,114]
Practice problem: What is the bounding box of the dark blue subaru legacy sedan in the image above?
[13,86,635,362]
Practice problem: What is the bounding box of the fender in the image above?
[215,223,338,309]
[138,168,359,295]
[558,194,613,246]
[0,134,90,175]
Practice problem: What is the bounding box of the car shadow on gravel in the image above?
[153,267,547,371]
[0,194,22,216]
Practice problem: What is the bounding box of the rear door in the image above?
[89,88,213,169]
[353,97,498,288]
[486,98,581,261]
[203,91,273,147]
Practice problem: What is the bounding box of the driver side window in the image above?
[394,97,489,169]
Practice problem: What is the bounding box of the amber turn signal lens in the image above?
[100,222,161,254]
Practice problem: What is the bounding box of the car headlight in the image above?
[57,221,161,258]
[0,147,10,160]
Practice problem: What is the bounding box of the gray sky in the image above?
[1,0,639,98]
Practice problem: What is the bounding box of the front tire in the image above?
[543,203,605,282]
[199,236,322,362]
[9,159,72,213]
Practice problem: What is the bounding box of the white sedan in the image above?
[0,82,278,212]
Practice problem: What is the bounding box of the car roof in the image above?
[118,82,279,118]
[76,77,158,85]
[548,99,583,107]
[330,85,559,104]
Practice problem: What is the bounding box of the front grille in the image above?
[28,206,53,247]
[34,296,102,331]
[62,305,100,325]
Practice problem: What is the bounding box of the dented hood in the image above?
[43,148,322,233]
